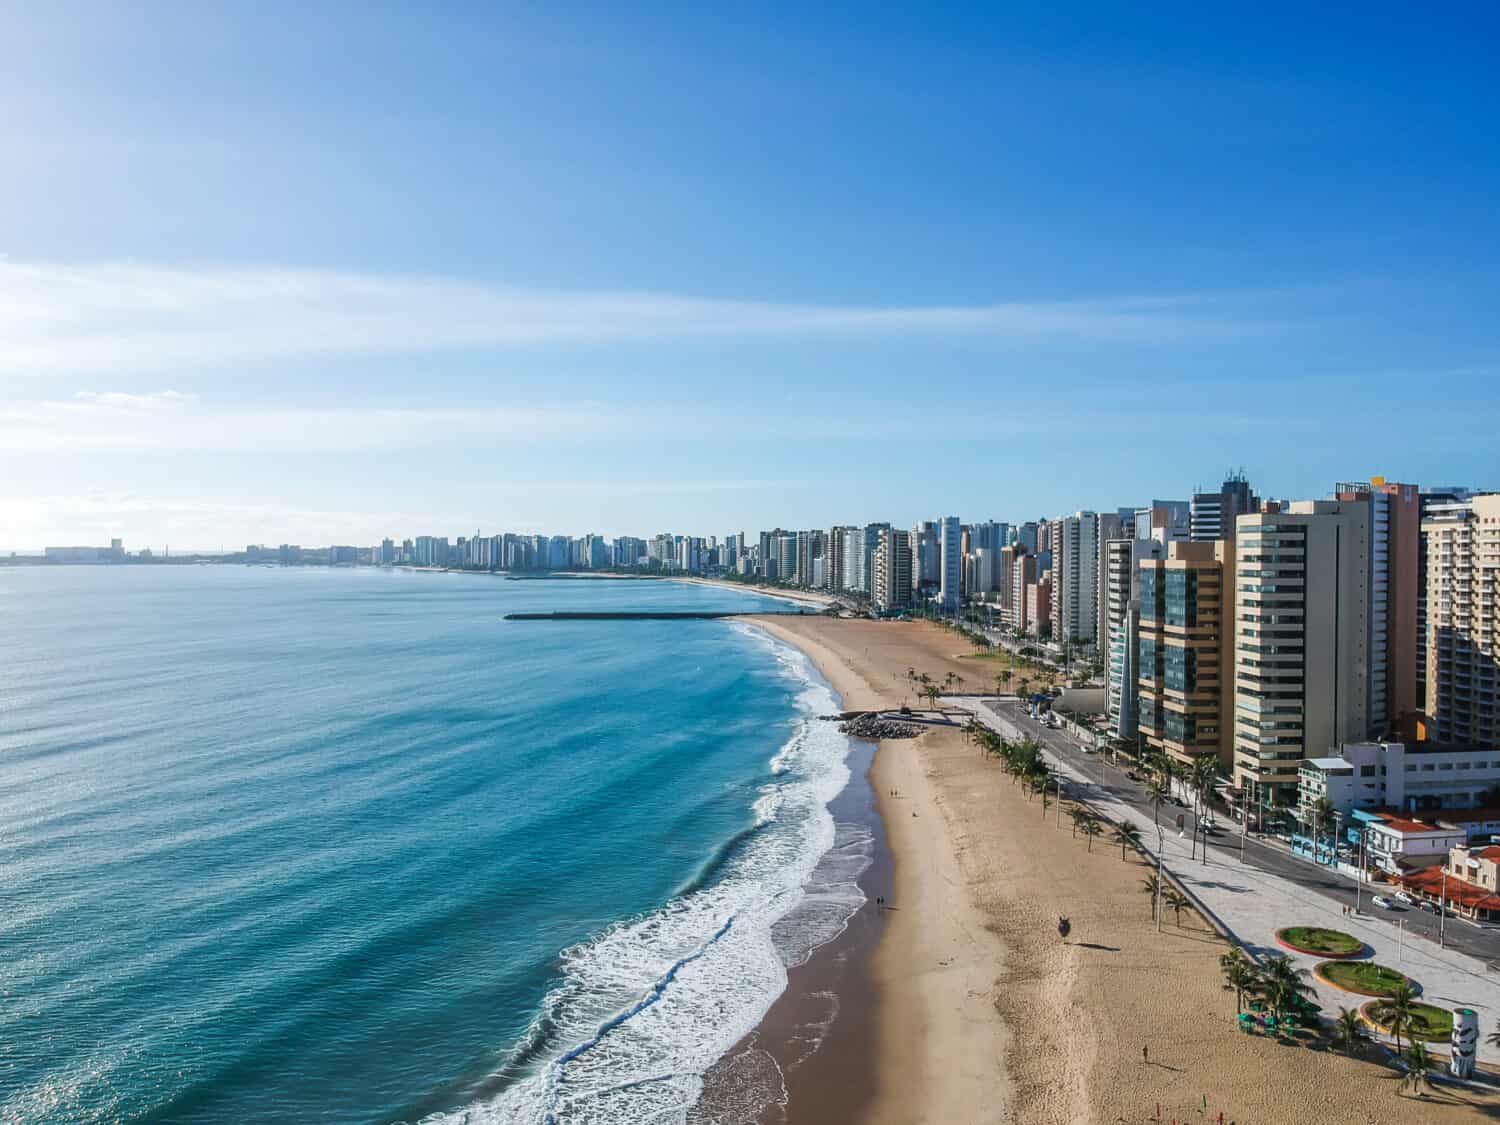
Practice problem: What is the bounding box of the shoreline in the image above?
[737,616,1010,1124]
[727,615,1500,1124]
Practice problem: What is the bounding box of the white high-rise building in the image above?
[1424,493,1500,746]
[1051,512,1099,647]
[938,516,962,615]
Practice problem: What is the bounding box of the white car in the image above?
[1393,890,1416,905]
[1372,894,1400,910]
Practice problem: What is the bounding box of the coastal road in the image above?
[967,696,1500,966]
[954,694,1500,1061]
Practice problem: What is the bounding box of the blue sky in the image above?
[3,2,1498,549]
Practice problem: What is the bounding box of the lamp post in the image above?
[1352,825,1365,914]
[1155,824,1165,933]
[1239,783,1249,864]
[1440,867,1448,949]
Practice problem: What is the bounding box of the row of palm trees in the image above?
[971,725,1147,858]
[903,667,978,710]
[1133,746,1224,835]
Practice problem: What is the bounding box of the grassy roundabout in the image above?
[1275,926,1363,958]
[1316,960,1413,997]
[1361,1000,1454,1042]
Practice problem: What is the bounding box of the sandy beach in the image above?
[747,615,1500,1124]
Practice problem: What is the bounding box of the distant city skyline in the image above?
[3,5,1498,548]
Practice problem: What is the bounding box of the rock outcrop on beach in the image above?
[837,714,924,740]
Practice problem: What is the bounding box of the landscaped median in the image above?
[1359,999,1454,1043]
[1274,926,1365,959]
[1314,960,1415,998]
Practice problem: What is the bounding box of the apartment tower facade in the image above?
[1136,540,1235,773]
[1232,501,1370,805]
[1423,493,1500,745]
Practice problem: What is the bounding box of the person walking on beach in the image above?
[1142,1044,1149,1065]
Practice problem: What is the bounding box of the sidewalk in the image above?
[963,698,1500,1063]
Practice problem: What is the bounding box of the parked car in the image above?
[1419,900,1440,914]
[1372,895,1401,910]
[1393,890,1416,905]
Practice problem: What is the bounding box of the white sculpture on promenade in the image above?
[1451,1007,1478,1078]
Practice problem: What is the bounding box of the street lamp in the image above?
[1440,867,1448,949]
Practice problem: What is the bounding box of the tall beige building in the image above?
[1137,540,1235,773]
[1232,501,1370,805]
[872,528,912,612]
[1424,493,1500,744]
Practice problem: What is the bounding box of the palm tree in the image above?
[997,668,1012,694]
[1220,950,1259,1014]
[1373,981,1418,1054]
[1016,676,1031,701]
[1399,1040,1434,1097]
[1331,1006,1368,1057]
[1079,815,1103,852]
[1147,776,1169,827]
[1163,888,1190,927]
[1112,822,1143,861]
[1192,758,1221,817]
[1140,872,1162,918]
[1258,955,1315,1022]
[1071,807,1090,839]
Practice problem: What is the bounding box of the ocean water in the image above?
[0,567,867,1124]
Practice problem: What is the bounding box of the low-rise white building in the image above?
[1298,741,1500,817]
[1361,812,1466,874]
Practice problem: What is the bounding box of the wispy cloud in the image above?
[0,389,630,451]
[0,380,1337,454]
[0,260,1250,376]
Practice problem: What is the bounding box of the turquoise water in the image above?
[0,568,864,1124]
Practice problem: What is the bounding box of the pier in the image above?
[502,610,816,621]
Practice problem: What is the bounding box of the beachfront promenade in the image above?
[957,695,1500,1065]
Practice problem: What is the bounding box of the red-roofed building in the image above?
[1398,843,1500,920]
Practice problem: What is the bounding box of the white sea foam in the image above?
[419,624,867,1125]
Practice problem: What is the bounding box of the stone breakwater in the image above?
[836,714,925,740]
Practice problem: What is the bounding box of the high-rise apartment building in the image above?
[1334,478,1422,738]
[1094,511,1125,653]
[910,522,940,596]
[1103,537,1164,742]
[968,548,998,597]
[795,530,823,587]
[1005,549,1036,633]
[1026,576,1051,639]
[969,521,1009,553]
[1417,488,1478,713]
[1051,512,1099,648]
[872,529,913,611]
[1232,501,1370,805]
[1134,501,1191,544]
[1136,540,1235,772]
[823,527,846,592]
[1190,474,1258,542]
[774,534,797,584]
[1015,522,1039,554]
[938,517,962,614]
[1423,493,1500,745]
